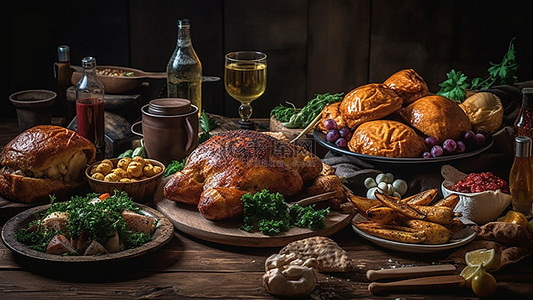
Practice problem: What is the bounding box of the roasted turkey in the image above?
[163,130,344,220]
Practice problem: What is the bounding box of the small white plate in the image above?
[351,214,477,254]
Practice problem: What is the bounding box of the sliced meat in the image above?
[46,234,77,255]
[121,210,155,234]
[83,240,108,256]
[42,211,69,233]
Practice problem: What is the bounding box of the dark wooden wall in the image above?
[3,0,533,121]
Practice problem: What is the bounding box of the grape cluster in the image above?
[422,130,488,158]
[324,119,352,149]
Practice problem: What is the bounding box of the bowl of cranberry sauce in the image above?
[442,171,511,225]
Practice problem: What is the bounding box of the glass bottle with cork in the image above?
[76,57,105,160]
[509,136,533,217]
[514,87,533,139]
[166,19,202,116]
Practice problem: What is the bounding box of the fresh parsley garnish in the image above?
[437,37,519,102]
[240,189,330,235]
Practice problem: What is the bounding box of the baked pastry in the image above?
[164,130,324,220]
[348,120,426,158]
[384,69,429,104]
[339,83,403,129]
[317,102,346,132]
[459,92,503,134]
[0,125,96,203]
[399,95,472,142]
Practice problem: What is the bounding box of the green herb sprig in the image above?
[437,38,519,102]
[240,189,330,235]
[271,93,343,129]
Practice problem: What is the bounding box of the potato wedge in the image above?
[375,192,426,220]
[348,194,381,217]
[432,194,460,209]
[354,221,426,244]
[365,206,398,224]
[401,189,438,205]
[402,219,451,244]
[412,205,455,225]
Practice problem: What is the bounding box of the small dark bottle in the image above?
[54,45,74,123]
[514,87,533,140]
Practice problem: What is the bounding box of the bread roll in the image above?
[459,92,503,134]
[399,95,471,143]
[0,125,96,203]
[348,120,426,158]
[339,83,403,129]
[384,69,429,104]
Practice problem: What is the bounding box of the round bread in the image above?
[339,83,403,129]
[0,125,96,203]
[348,120,426,158]
[384,69,429,104]
[459,92,503,134]
[317,102,346,132]
[398,95,472,143]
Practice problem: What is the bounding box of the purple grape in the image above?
[431,145,444,157]
[456,140,466,153]
[324,119,338,131]
[443,139,457,153]
[474,133,486,147]
[463,130,474,143]
[339,127,352,139]
[326,129,340,142]
[335,137,347,148]
[425,136,438,148]
[422,151,432,158]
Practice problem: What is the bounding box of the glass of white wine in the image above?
[224,51,267,129]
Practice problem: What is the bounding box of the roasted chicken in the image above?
[164,130,343,220]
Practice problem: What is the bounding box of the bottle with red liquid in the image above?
[76,57,105,160]
[514,87,533,139]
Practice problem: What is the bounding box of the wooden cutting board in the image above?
[154,178,354,248]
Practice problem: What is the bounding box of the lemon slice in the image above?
[465,248,495,270]
[460,264,482,289]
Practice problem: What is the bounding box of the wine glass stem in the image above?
[239,103,253,122]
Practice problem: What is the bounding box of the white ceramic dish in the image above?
[441,180,511,225]
[351,214,476,254]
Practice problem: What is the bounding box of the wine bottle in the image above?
[166,19,202,116]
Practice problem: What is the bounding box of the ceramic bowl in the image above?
[71,65,165,94]
[441,180,511,225]
[86,158,165,203]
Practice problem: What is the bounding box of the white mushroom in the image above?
[263,265,318,298]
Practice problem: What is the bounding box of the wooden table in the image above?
[1,119,533,299]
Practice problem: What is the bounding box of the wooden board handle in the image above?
[368,275,465,295]
[366,264,456,281]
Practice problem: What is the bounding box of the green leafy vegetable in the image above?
[164,159,186,178]
[15,191,153,254]
[289,204,330,231]
[437,38,519,102]
[270,102,299,122]
[240,190,330,235]
[437,69,470,102]
[271,93,343,128]
[198,110,217,144]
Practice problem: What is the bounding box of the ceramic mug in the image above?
[9,90,57,132]
[131,98,198,166]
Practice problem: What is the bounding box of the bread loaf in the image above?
[0,125,96,203]
[339,83,403,129]
[348,120,426,158]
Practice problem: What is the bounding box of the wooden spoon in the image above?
[368,275,465,295]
